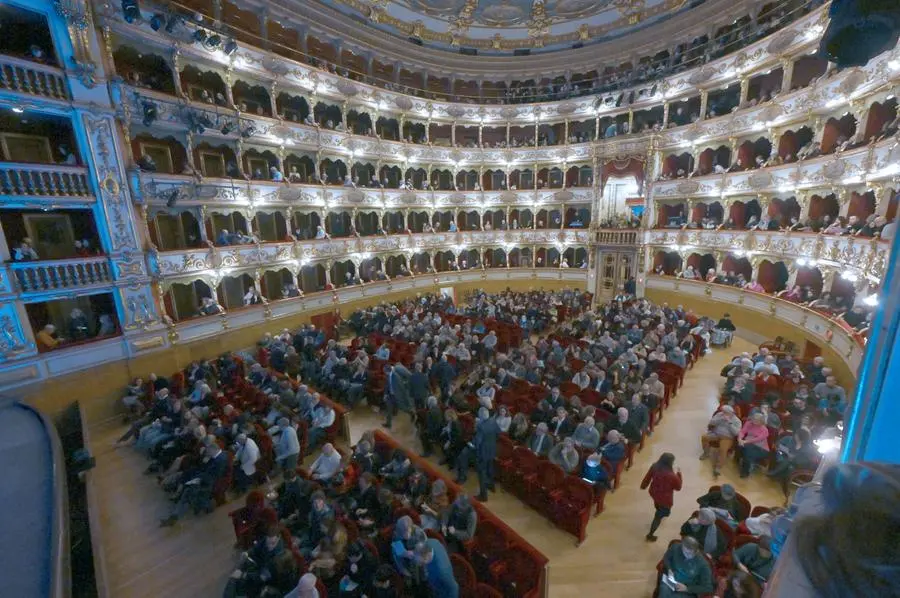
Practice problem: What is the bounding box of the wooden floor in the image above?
[90,336,783,598]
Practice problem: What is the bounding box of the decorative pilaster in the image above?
[81,112,161,333]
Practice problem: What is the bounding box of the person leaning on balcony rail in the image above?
[12,238,39,261]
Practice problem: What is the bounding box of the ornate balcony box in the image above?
[646,275,865,372]
[9,257,114,298]
[0,54,71,102]
[644,229,889,284]
[42,336,127,377]
[106,2,825,124]
[0,162,93,204]
[653,138,893,200]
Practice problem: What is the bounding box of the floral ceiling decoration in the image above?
[319,0,690,53]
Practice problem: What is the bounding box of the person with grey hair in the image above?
[269,417,300,473]
[233,432,260,493]
[415,538,458,598]
[571,416,600,450]
[527,422,554,457]
[308,443,342,484]
[441,493,478,552]
[549,437,581,473]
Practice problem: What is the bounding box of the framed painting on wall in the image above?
[24,213,75,259]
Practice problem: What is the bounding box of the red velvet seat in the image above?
[548,477,593,545]
[467,519,510,581]
[451,553,478,598]
[489,544,543,598]
[526,460,566,512]
[212,452,234,506]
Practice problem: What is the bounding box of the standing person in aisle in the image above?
[640,452,683,541]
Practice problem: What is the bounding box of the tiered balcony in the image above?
[645,274,866,371]
[104,0,824,119]
[152,228,596,279]
[645,228,892,284]
[0,54,70,101]
[9,257,113,296]
[139,173,596,210]
[0,163,93,201]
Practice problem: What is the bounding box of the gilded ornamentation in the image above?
[0,315,29,361]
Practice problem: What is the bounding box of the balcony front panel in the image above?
[644,229,891,284]
[139,174,596,210]
[645,274,865,372]
[658,49,898,150]
[153,229,594,279]
[9,257,114,298]
[0,163,94,203]
[0,54,71,102]
[651,138,896,200]
[120,88,604,167]
[104,2,824,118]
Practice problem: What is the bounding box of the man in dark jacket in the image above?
[473,407,499,501]
[420,395,444,457]
[409,362,430,410]
[161,444,228,525]
[431,354,456,400]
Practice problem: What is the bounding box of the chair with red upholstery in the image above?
[489,544,543,598]
[212,452,234,507]
[496,436,516,483]
[603,455,625,490]
[451,553,478,598]
[467,519,510,581]
[507,447,540,499]
[228,490,269,549]
[425,528,448,547]
[548,477,593,545]
[592,460,613,516]
[475,582,504,598]
[526,460,566,512]
[559,381,581,397]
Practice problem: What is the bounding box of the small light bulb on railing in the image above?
[863,295,879,306]
[841,271,859,282]
[796,258,807,266]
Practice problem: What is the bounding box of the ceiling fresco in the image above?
[316,0,697,53]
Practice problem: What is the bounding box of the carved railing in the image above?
[645,275,866,372]
[644,228,891,284]
[139,172,596,209]
[596,229,639,245]
[153,229,596,278]
[10,257,113,294]
[0,54,70,101]
[0,163,92,198]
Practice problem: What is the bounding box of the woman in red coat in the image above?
[640,452,683,541]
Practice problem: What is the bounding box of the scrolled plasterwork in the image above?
[83,114,140,253]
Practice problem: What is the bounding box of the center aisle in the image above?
[349,336,784,598]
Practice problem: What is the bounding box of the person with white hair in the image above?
[700,405,742,477]
[269,417,300,472]
[284,572,319,598]
[233,432,260,492]
[308,443,342,483]
[599,430,626,469]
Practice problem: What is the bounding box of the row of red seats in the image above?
[373,430,549,598]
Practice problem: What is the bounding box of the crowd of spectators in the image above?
[109,274,848,596]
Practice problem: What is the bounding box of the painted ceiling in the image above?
[316,0,698,54]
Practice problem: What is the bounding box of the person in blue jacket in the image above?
[415,539,459,598]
